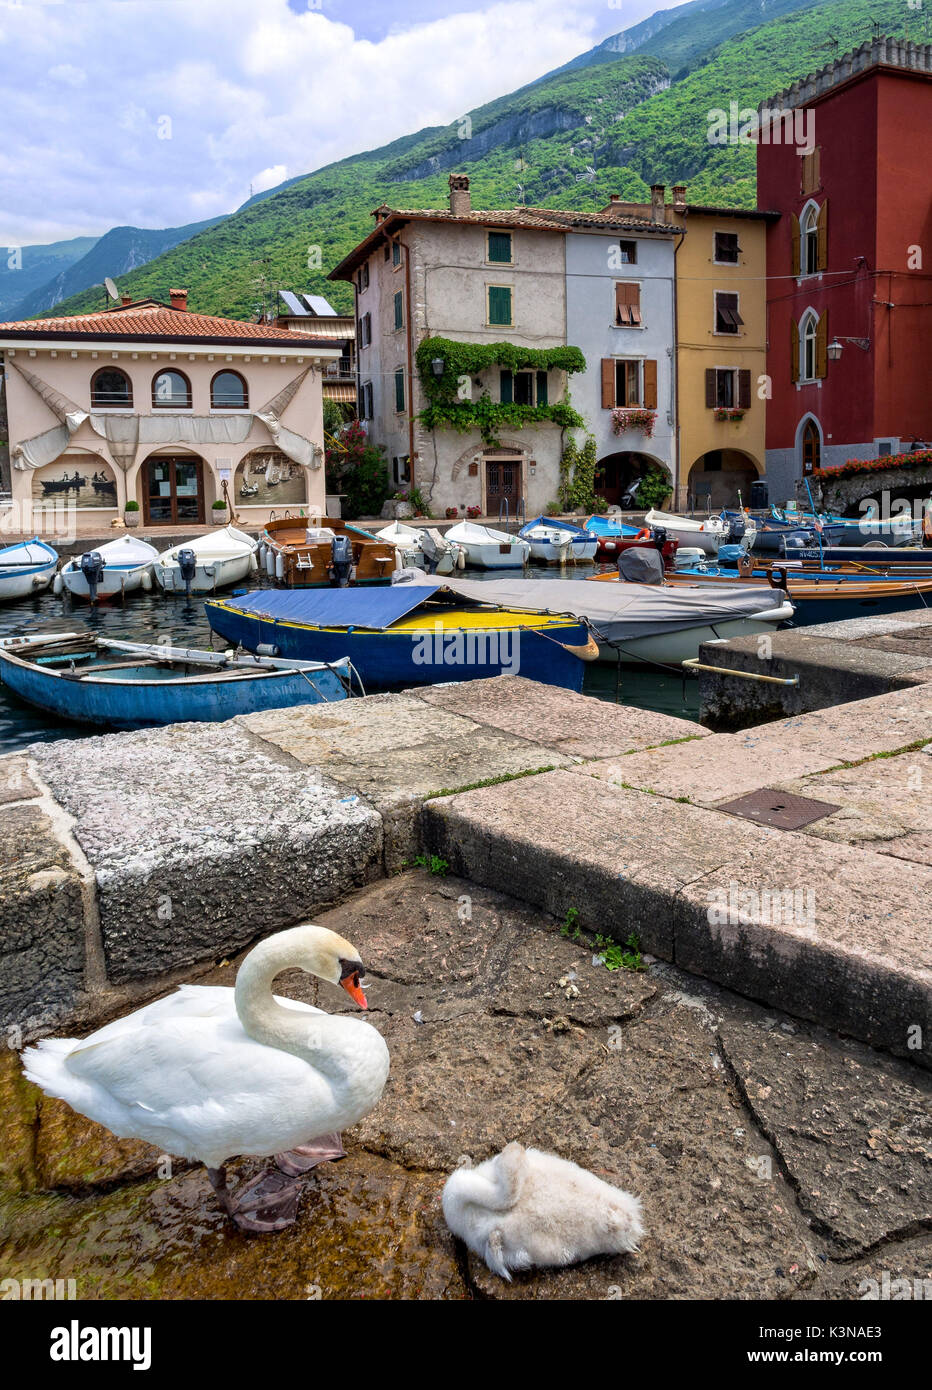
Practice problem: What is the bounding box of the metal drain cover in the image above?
[717,787,840,830]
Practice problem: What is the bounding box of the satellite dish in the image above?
[104,276,119,301]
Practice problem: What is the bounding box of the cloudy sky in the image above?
[0,0,659,249]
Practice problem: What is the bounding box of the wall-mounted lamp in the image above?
[431,357,445,377]
[827,336,871,361]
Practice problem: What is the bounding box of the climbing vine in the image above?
[558,433,604,513]
[416,336,586,447]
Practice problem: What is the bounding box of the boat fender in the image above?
[52,572,63,596]
[275,553,284,582]
[456,546,466,569]
[177,547,198,596]
[249,553,258,573]
[80,550,105,604]
[255,642,280,657]
[266,548,276,578]
[141,571,152,592]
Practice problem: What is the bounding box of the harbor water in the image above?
[0,565,700,752]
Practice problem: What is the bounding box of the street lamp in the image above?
[827,338,843,361]
[431,357,445,377]
[826,336,871,361]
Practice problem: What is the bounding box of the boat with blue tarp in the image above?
[205,582,596,690]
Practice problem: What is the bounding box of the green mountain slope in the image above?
[43,0,918,322]
[0,236,97,319]
[9,217,227,320]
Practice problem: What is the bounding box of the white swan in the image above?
[22,924,390,1233]
[442,1142,643,1280]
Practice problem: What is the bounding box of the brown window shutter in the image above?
[817,199,828,271]
[790,316,799,383]
[816,310,828,378]
[813,147,821,189]
[738,369,751,409]
[643,359,658,409]
[705,368,716,408]
[790,213,801,277]
[601,358,615,408]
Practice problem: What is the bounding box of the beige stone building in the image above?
[0,291,342,531]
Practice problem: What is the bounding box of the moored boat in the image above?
[0,538,59,601]
[644,508,758,555]
[0,632,352,730]
[518,517,598,565]
[375,520,463,575]
[259,516,398,587]
[442,520,530,569]
[55,536,158,602]
[663,558,932,624]
[154,525,259,594]
[205,583,594,691]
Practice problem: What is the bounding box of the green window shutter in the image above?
[394,368,405,412]
[488,231,512,263]
[393,290,404,330]
[535,370,548,405]
[499,370,513,403]
[488,285,512,325]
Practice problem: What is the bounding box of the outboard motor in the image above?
[176,547,198,598]
[80,550,105,604]
[419,530,442,575]
[725,515,746,544]
[617,547,664,585]
[650,525,667,550]
[328,534,354,587]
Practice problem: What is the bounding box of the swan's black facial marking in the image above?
[338,958,368,1009]
[339,957,364,982]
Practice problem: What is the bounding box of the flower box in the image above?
[611,408,656,439]
[713,408,745,422]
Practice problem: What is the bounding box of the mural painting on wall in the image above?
[32,457,118,508]
[235,450,306,507]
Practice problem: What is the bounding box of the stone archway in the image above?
[686,448,762,510]
[595,450,672,507]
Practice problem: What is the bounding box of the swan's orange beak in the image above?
[341,973,368,1009]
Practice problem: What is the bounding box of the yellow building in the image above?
[665,187,775,509]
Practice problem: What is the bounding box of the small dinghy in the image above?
[154,525,259,595]
[0,538,59,601]
[443,521,530,569]
[0,632,352,730]
[518,517,598,565]
[644,508,757,556]
[375,520,463,575]
[55,536,158,602]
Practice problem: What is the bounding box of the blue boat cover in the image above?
[218,584,442,630]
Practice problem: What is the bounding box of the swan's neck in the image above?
[234,934,347,1079]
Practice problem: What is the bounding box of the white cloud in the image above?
[0,0,645,246]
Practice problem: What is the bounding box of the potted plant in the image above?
[212,499,228,525]
[445,506,458,519]
[124,499,140,528]
[466,504,482,519]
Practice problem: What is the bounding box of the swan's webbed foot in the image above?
[275,1132,345,1176]
[206,1163,301,1234]
[230,1168,302,1233]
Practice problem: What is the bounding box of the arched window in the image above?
[91,367,132,409]
[802,420,821,474]
[800,312,818,382]
[210,370,248,409]
[802,204,820,276]
[151,369,192,409]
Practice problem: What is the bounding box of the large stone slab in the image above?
[413,675,706,759]
[774,752,932,854]
[31,722,382,983]
[591,683,932,806]
[422,770,932,1066]
[240,692,575,870]
[0,802,85,1034]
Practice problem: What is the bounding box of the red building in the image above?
[758,38,932,503]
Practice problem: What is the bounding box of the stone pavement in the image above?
[1,874,928,1301]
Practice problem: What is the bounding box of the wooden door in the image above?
[485,457,521,519]
[144,456,205,525]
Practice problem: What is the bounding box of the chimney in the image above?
[672,184,687,213]
[121,294,132,306]
[168,288,188,312]
[650,184,666,223]
[449,174,471,217]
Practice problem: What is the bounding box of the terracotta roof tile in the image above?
[0,298,339,346]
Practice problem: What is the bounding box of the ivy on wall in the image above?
[415,336,586,446]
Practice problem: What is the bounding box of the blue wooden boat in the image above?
[0,632,352,730]
[518,517,598,564]
[205,583,595,691]
[0,538,59,601]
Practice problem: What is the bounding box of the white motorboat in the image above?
[644,508,757,556]
[518,517,599,565]
[0,538,59,601]
[55,535,158,602]
[443,520,530,569]
[154,525,259,594]
[375,520,463,575]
